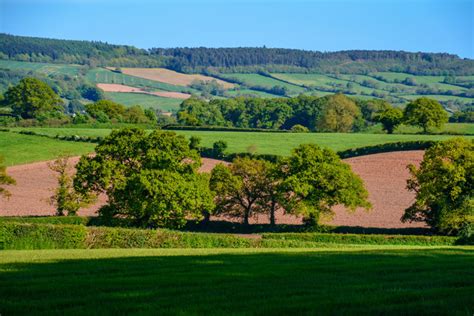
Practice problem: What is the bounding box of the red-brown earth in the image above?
[0,152,425,228]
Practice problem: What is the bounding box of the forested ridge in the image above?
[1,33,473,75]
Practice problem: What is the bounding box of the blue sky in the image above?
[1,0,472,58]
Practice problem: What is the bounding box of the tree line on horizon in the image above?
[1,33,473,75]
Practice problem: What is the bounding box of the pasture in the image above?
[220,73,306,95]
[0,59,81,76]
[0,132,95,166]
[104,92,183,111]
[2,128,471,165]
[1,247,473,315]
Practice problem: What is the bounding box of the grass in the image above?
[5,128,472,163]
[0,247,473,315]
[0,132,95,166]
[0,59,81,76]
[104,92,182,111]
[220,73,306,95]
[364,123,474,135]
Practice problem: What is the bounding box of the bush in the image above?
[261,232,457,246]
[1,223,466,250]
[291,124,309,133]
[337,141,436,159]
[0,223,87,250]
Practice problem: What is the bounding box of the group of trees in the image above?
[69,128,370,228]
[2,33,473,75]
[177,94,449,133]
[0,77,158,125]
[177,94,369,132]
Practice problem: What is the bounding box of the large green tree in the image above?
[373,106,403,134]
[403,97,448,133]
[280,144,371,225]
[316,94,361,132]
[402,138,473,234]
[210,158,274,225]
[3,77,63,119]
[74,128,214,228]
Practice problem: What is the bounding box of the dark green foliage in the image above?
[2,33,473,75]
[3,77,63,119]
[373,106,404,133]
[212,140,228,158]
[403,138,473,234]
[261,232,457,246]
[450,110,474,123]
[74,128,214,228]
[80,85,105,101]
[337,141,436,158]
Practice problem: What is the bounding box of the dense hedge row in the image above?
[16,130,102,143]
[262,232,457,246]
[164,125,289,133]
[337,141,436,159]
[1,222,466,250]
[0,223,255,250]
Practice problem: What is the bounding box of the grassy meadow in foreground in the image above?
[0,247,473,315]
[2,128,472,165]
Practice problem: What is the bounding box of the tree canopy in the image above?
[403,97,448,132]
[280,144,371,224]
[73,128,214,228]
[403,138,473,234]
[2,77,63,119]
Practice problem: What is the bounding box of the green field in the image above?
[0,247,472,315]
[104,92,182,111]
[225,88,280,98]
[0,59,81,76]
[220,73,307,95]
[0,132,95,166]
[3,129,472,166]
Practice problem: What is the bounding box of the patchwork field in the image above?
[104,92,183,111]
[120,67,235,89]
[220,73,306,95]
[97,83,191,99]
[1,247,473,315]
[86,67,195,93]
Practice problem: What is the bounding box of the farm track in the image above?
[0,152,426,229]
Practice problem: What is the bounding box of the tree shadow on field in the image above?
[182,220,433,235]
[0,248,473,316]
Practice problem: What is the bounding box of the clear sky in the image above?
[0,0,472,58]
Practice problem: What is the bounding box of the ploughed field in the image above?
[1,152,425,229]
[1,247,473,315]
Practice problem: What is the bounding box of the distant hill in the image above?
[1,33,473,75]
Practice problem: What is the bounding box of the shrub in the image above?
[262,232,457,246]
[0,223,87,250]
[290,124,309,133]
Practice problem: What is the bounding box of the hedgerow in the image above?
[262,232,457,246]
[1,222,466,250]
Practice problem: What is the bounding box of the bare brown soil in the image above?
[0,152,426,229]
[119,68,235,89]
[96,83,191,99]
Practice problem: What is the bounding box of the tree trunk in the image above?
[243,210,250,225]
